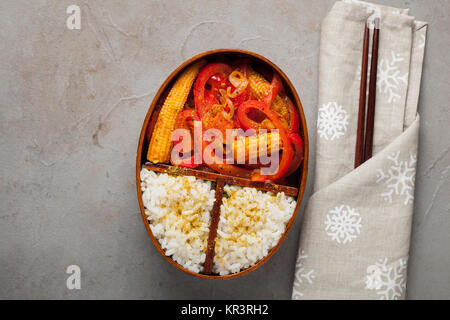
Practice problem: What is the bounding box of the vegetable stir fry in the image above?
[147,59,304,183]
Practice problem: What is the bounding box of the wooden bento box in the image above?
[136,49,308,279]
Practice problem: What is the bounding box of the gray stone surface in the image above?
[0,0,449,299]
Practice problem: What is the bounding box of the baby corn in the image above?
[247,67,290,128]
[147,60,205,163]
[233,132,281,163]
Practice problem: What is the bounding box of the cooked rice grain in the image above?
[213,185,296,275]
[140,169,215,273]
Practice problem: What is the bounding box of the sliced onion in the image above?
[219,89,235,121]
[228,70,248,98]
[222,110,233,121]
[229,70,247,87]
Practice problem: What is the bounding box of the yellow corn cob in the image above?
[233,132,281,163]
[247,67,290,128]
[147,60,205,163]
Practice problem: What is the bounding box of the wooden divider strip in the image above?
[144,163,298,196]
[202,178,225,274]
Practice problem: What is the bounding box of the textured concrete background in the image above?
[0,0,449,299]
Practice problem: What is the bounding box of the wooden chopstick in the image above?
[354,24,370,168]
[363,18,380,162]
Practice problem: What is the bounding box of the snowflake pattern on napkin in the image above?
[292,250,316,299]
[376,151,417,205]
[325,205,362,244]
[317,102,349,141]
[365,258,407,300]
[377,51,409,103]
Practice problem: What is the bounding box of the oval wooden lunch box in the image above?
[136,49,309,279]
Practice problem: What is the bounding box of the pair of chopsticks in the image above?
[354,18,380,168]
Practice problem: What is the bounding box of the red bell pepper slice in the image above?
[228,86,249,107]
[198,89,219,118]
[170,110,252,177]
[195,63,251,120]
[170,153,198,168]
[237,100,293,181]
[207,73,227,94]
[202,104,236,139]
[263,72,283,106]
[284,95,300,134]
[174,109,198,131]
[204,154,253,178]
[208,72,249,108]
[236,102,265,131]
[194,63,233,118]
[285,133,304,177]
[170,110,201,168]
[200,126,253,179]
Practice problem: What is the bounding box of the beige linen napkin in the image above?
[292,0,427,300]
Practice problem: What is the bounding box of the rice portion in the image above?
[213,185,297,275]
[140,168,215,273]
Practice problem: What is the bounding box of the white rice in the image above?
[140,168,215,273]
[140,168,297,275]
[213,185,297,275]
